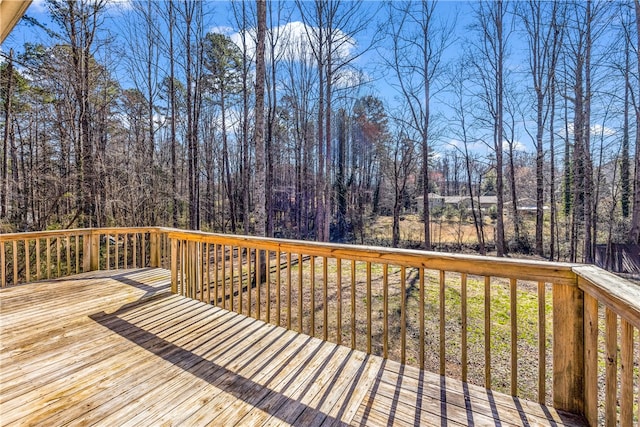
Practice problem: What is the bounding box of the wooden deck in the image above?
[0,268,585,426]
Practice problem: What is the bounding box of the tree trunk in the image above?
[629,0,640,243]
[254,0,267,237]
[168,1,178,228]
[1,49,13,220]
[495,0,506,256]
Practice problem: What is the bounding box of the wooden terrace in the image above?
[1,227,639,426]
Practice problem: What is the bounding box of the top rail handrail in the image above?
[574,265,640,330]
[164,228,580,285]
[0,226,162,241]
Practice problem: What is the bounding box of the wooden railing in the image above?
[1,227,638,425]
[0,227,170,287]
[167,229,639,426]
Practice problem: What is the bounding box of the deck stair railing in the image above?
[1,227,639,426]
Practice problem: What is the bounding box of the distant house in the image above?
[504,198,548,216]
[442,195,497,210]
[415,193,445,211]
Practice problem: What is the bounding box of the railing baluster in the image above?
[439,270,445,376]
[222,245,227,310]
[200,242,205,302]
[114,234,119,270]
[620,319,633,427]
[36,238,41,280]
[276,251,281,326]
[229,246,235,311]
[484,276,491,388]
[133,234,138,268]
[256,249,261,320]
[75,235,79,273]
[336,258,342,346]
[141,233,146,267]
[13,240,18,284]
[170,238,177,294]
[287,252,292,330]
[351,259,356,350]
[605,307,617,426]
[214,244,219,306]
[193,241,198,299]
[383,264,388,359]
[189,241,195,298]
[366,261,372,354]
[1,241,5,287]
[182,241,188,297]
[247,247,252,315]
[237,246,242,312]
[56,237,61,277]
[64,235,71,276]
[584,292,598,425]
[185,241,191,298]
[510,278,517,396]
[323,256,328,341]
[537,281,547,405]
[400,265,406,364]
[45,238,50,279]
[66,236,71,275]
[419,268,424,370]
[266,250,270,323]
[106,234,110,270]
[310,255,315,336]
[123,234,128,269]
[298,253,303,333]
[25,239,30,283]
[461,273,468,383]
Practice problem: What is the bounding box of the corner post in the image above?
[83,232,92,271]
[90,231,99,271]
[553,282,585,415]
[150,231,159,268]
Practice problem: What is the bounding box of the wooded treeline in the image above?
[1,0,639,263]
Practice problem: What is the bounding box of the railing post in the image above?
[150,231,159,268]
[90,231,99,271]
[553,282,585,415]
[83,232,92,271]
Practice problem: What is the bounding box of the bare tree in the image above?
[1,50,15,221]
[629,0,640,243]
[253,0,267,237]
[384,126,416,248]
[469,0,509,256]
[385,0,452,250]
[519,0,563,256]
[296,0,372,242]
[447,63,486,254]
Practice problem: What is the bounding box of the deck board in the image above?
[0,268,585,426]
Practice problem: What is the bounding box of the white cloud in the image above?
[590,124,616,137]
[30,0,48,13]
[106,0,133,13]
[504,140,528,152]
[567,123,617,137]
[227,21,356,64]
[446,138,488,153]
[210,26,234,36]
